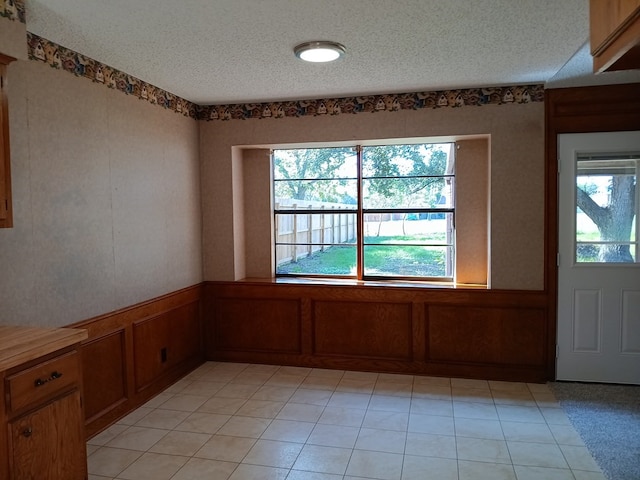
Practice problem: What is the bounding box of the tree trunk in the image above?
[576,175,635,263]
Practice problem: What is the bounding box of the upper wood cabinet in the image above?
[590,0,640,72]
[0,53,16,228]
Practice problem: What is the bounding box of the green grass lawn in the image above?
[277,234,448,277]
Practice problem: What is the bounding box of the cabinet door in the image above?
[591,0,640,52]
[10,391,87,480]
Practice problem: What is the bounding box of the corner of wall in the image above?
[231,146,246,280]
[455,137,489,285]
[0,14,28,60]
[242,148,273,278]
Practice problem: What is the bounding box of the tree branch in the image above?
[407,177,438,196]
[576,186,607,222]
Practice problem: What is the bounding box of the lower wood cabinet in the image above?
[9,390,86,480]
[0,326,88,480]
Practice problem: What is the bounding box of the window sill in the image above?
[239,277,488,290]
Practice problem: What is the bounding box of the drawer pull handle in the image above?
[34,371,63,387]
[22,427,32,438]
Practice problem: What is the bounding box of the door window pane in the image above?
[575,156,638,263]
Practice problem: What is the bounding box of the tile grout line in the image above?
[85,362,603,480]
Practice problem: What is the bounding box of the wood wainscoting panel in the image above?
[313,301,412,360]
[81,330,127,423]
[133,300,201,392]
[427,305,546,367]
[213,297,301,353]
[69,285,204,439]
[205,281,549,382]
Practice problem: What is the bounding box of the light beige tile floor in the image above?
[86,362,606,480]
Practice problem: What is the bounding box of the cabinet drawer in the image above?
[6,351,80,413]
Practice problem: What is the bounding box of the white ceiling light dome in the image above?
[294,41,346,63]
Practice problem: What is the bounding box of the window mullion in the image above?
[356,145,364,280]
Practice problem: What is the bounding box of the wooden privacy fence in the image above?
[275,200,356,265]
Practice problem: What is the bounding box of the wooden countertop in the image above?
[0,325,88,372]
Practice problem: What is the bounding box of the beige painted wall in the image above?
[0,13,545,328]
[231,147,246,279]
[0,18,202,327]
[200,102,544,290]
[0,17,27,60]
[456,138,489,285]
[242,148,273,278]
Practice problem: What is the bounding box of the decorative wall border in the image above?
[26,31,544,123]
[0,0,25,24]
[27,32,199,119]
[197,85,544,121]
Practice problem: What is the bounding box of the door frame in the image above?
[545,83,640,380]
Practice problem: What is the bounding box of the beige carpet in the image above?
[550,382,640,480]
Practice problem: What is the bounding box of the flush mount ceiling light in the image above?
[294,41,346,63]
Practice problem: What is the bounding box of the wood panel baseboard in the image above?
[69,285,205,439]
[314,300,413,361]
[81,330,127,424]
[205,281,550,383]
[427,305,546,366]
[213,297,302,353]
[73,279,550,440]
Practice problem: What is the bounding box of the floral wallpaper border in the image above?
[199,84,544,121]
[27,31,544,123]
[27,32,199,119]
[0,0,25,23]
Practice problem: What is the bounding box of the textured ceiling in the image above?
[25,0,590,105]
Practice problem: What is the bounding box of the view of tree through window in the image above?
[575,155,638,263]
[273,143,455,280]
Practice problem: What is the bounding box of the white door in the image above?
[557,131,640,384]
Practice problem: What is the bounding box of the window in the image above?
[273,142,455,280]
[575,153,639,263]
